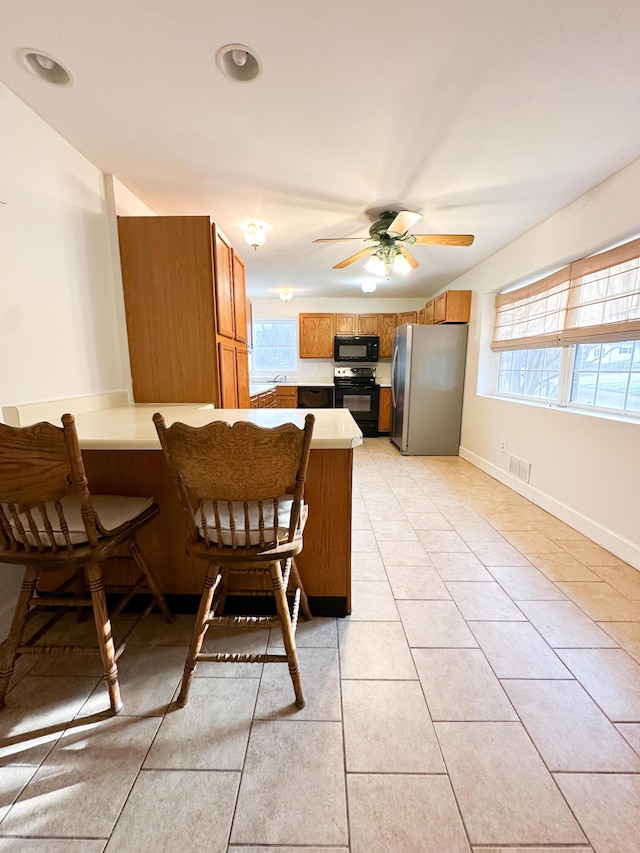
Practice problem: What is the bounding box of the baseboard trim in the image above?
[459,445,640,571]
[109,594,349,618]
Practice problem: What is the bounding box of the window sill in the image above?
[482,393,640,426]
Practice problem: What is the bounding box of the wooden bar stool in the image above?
[0,414,173,714]
[153,413,314,709]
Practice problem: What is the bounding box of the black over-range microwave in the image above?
[333,335,380,362]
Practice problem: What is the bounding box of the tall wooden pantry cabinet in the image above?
[117,215,250,407]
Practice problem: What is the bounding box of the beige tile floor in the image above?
[1,438,640,851]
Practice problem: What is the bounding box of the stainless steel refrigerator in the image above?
[391,323,468,455]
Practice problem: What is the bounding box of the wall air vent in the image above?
[509,455,531,483]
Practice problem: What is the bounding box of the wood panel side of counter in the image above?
[82,447,353,611]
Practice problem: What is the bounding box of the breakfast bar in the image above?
[5,399,362,616]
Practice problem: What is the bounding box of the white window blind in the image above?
[492,236,640,351]
[492,270,570,350]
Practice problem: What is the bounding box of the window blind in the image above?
[492,236,640,351]
[492,269,570,351]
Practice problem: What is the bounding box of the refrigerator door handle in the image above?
[391,345,399,408]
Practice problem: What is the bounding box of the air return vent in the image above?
[509,455,531,483]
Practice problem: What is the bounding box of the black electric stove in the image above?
[333,366,380,437]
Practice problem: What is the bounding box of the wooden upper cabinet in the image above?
[232,251,247,343]
[357,314,379,335]
[424,300,435,324]
[335,314,356,334]
[118,215,249,407]
[299,313,335,358]
[433,290,472,323]
[246,298,253,350]
[397,311,418,325]
[118,215,220,403]
[379,314,397,359]
[213,226,235,339]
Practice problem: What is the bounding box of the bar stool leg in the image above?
[178,564,219,708]
[0,567,38,709]
[128,539,174,623]
[271,559,305,710]
[289,557,312,621]
[85,563,122,715]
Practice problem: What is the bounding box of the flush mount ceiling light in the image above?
[243,221,267,250]
[279,288,293,303]
[216,43,262,83]
[18,49,73,86]
[361,281,377,294]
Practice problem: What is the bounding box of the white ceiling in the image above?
[2,0,640,299]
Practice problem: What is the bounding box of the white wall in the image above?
[0,84,129,420]
[0,86,149,636]
[451,157,640,568]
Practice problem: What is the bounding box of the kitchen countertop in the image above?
[49,403,363,451]
[250,378,335,390]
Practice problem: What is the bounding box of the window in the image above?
[571,341,640,411]
[497,348,562,401]
[250,319,297,373]
[493,237,640,417]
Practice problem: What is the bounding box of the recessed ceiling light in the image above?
[216,44,262,83]
[18,49,73,86]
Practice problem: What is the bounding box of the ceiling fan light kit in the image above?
[313,209,474,274]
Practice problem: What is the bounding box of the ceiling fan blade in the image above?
[387,210,422,236]
[399,246,419,269]
[312,237,368,243]
[333,247,375,269]
[412,234,475,246]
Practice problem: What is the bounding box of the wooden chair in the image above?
[153,412,315,709]
[0,414,173,714]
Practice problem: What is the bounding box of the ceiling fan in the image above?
[313,210,474,276]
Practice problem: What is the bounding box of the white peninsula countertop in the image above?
[57,404,363,451]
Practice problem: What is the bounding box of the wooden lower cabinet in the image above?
[378,387,392,432]
[219,340,250,408]
[236,346,251,408]
[83,446,354,613]
[218,340,238,407]
[250,388,278,408]
[276,385,298,408]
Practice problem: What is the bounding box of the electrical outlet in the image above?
[500,439,507,453]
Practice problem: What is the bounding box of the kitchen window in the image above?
[250,319,297,373]
[493,237,640,417]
